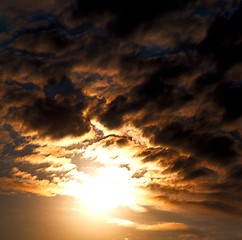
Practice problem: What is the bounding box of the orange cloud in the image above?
[136,222,189,231]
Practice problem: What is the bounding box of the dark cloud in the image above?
[131,169,147,179]
[95,6,242,167]
[227,164,242,182]
[213,81,242,122]
[0,0,57,12]
[199,5,242,73]
[63,0,194,38]
[162,156,204,180]
[143,120,238,165]
[0,0,241,227]
[99,95,128,129]
[156,194,242,217]
[137,147,179,163]
[116,137,129,147]
[146,179,242,217]
[98,56,195,129]
[8,29,78,56]
[119,164,131,171]
[10,96,90,139]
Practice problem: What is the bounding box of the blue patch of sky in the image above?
[4,48,60,65]
[231,81,242,87]
[191,1,238,19]
[5,80,39,91]
[29,9,97,36]
[191,7,211,18]
[0,16,8,33]
[214,0,237,18]
[222,130,242,141]
[5,46,65,62]
[136,41,197,59]
[106,76,113,84]
[0,16,10,49]
[3,21,96,59]
[44,77,74,98]
[1,8,89,49]
[30,9,57,22]
[136,44,170,58]
[191,1,239,19]
[63,22,97,36]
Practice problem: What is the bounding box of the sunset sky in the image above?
[0,1,242,240]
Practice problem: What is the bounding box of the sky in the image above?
[0,0,242,240]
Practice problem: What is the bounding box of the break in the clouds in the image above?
[0,1,242,240]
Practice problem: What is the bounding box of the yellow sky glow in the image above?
[64,166,140,213]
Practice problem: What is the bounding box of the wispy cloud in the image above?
[103,217,188,231]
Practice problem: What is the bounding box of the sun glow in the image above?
[66,166,137,213]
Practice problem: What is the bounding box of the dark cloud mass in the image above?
[0,0,242,239]
[10,96,90,139]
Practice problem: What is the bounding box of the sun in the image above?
[66,166,136,213]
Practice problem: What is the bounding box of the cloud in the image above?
[144,121,238,165]
[62,0,194,38]
[9,96,90,139]
[8,29,79,56]
[0,1,241,233]
[103,217,136,227]
[199,5,242,73]
[155,195,242,217]
[136,222,188,231]
[0,167,63,196]
[103,217,188,231]
[0,0,57,12]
